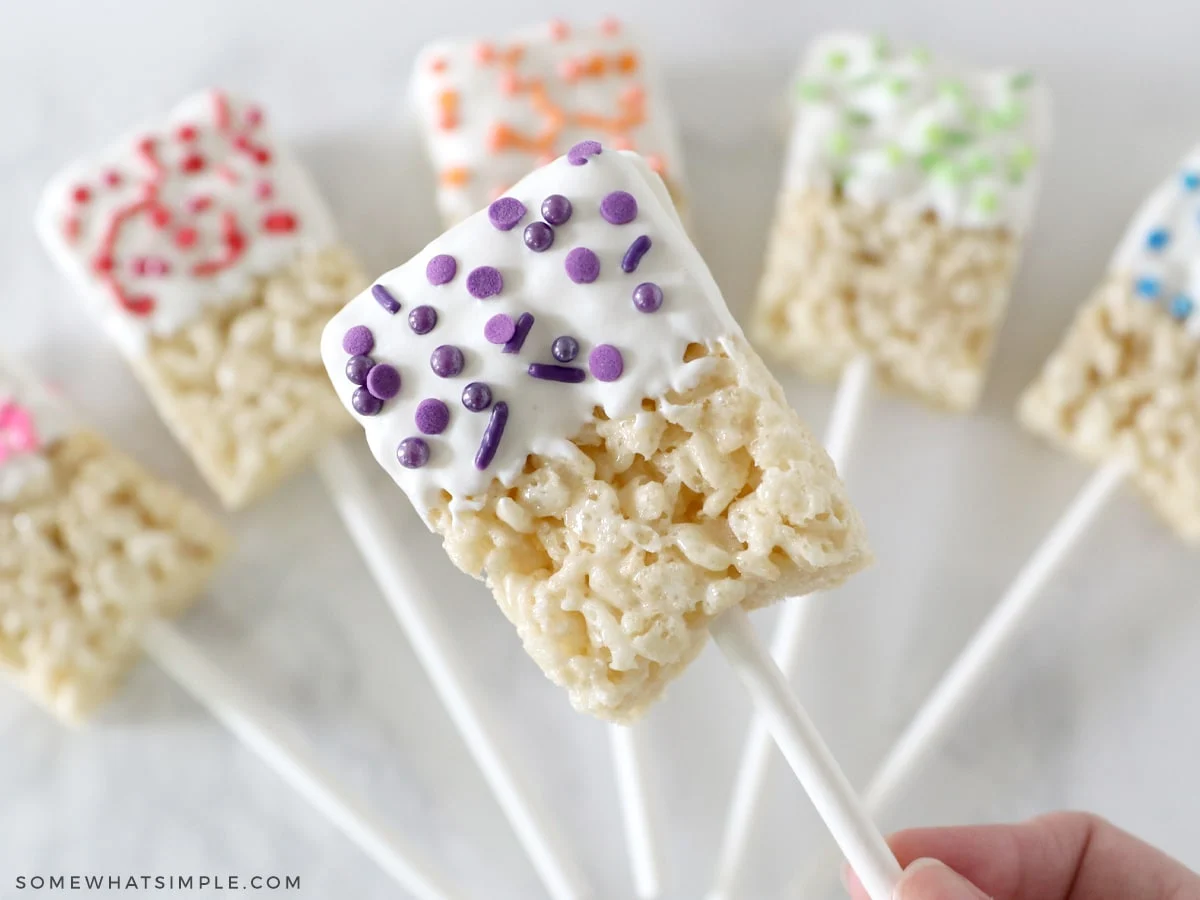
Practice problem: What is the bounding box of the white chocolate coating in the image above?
[321,148,738,524]
[37,91,338,358]
[1110,145,1200,336]
[785,32,1050,232]
[411,18,684,225]
[0,360,75,502]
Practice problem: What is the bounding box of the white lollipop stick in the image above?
[315,438,591,900]
[788,457,1130,894]
[709,354,874,900]
[610,725,664,898]
[710,607,902,900]
[141,620,458,900]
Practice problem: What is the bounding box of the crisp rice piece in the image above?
[321,144,869,721]
[0,363,228,723]
[37,91,366,508]
[412,18,686,227]
[1020,148,1200,542]
[753,32,1051,411]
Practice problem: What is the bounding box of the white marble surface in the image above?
[3,1,1200,898]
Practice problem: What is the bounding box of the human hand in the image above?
[844,812,1200,899]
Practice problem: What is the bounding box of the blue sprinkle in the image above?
[1146,228,1170,251]
[1170,294,1194,320]
[1135,276,1161,298]
[1183,171,1200,191]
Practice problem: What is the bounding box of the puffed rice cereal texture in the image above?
[135,246,366,509]
[1019,275,1200,543]
[752,190,1020,412]
[0,431,228,723]
[428,335,871,722]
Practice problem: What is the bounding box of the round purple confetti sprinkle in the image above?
[567,140,602,165]
[488,197,527,231]
[621,235,652,273]
[467,266,503,299]
[524,221,554,252]
[352,387,383,416]
[462,382,493,412]
[589,344,624,382]
[345,355,374,385]
[484,313,517,344]
[552,335,579,363]
[342,325,373,355]
[366,363,401,400]
[409,305,438,335]
[565,247,600,284]
[426,254,457,285]
[600,190,638,225]
[371,284,401,314]
[632,282,663,313]
[415,398,450,435]
[397,436,430,469]
[431,344,465,378]
[541,194,572,225]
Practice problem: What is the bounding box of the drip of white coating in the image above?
[1109,144,1200,337]
[0,358,76,502]
[36,91,338,359]
[410,18,684,225]
[320,149,738,526]
[784,32,1051,232]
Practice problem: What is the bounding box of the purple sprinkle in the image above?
[342,325,373,355]
[551,335,579,363]
[484,313,517,344]
[632,282,663,313]
[567,140,602,165]
[621,235,652,273]
[474,401,509,470]
[366,363,401,400]
[589,344,624,382]
[371,284,401,314]
[541,194,572,225]
[415,398,450,435]
[528,363,586,383]
[467,266,503,299]
[426,254,457,285]
[397,436,431,469]
[345,355,374,385]
[524,221,554,252]
[352,387,383,416]
[565,247,600,284]
[600,191,638,225]
[502,312,535,354]
[462,381,493,412]
[431,344,465,378]
[488,197,527,231]
[409,305,438,335]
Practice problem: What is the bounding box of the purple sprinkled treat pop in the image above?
[431,345,465,378]
[551,335,579,363]
[565,248,600,284]
[523,221,554,252]
[371,284,401,314]
[352,387,383,416]
[567,140,602,165]
[589,344,624,382]
[600,191,638,225]
[426,254,457,285]
[484,314,517,344]
[461,382,493,412]
[365,363,401,400]
[345,355,374,385]
[541,194,572,225]
[415,398,450,435]
[342,325,373,356]
[467,266,503,299]
[632,282,664,313]
[488,197,527,231]
[397,436,431,469]
[409,305,438,335]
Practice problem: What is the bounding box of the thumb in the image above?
[894,858,991,900]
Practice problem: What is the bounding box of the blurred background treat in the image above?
[2,1,1199,898]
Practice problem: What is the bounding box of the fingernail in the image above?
[895,858,990,900]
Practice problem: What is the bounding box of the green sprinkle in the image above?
[888,77,910,96]
[938,79,968,101]
[1010,71,1035,90]
[975,190,999,214]
[931,160,965,184]
[795,79,825,102]
[884,143,906,166]
[911,46,933,65]
[848,71,880,89]
[1010,144,1037,169]
[918,150,945,172]
[871,34,891,59]
[828,130,852,157]
[827,50,849,71]
[924,123,946,146]
[983,101,1025,131]
[967,153,994,174]
[942,129,974,148]
[845,109,873,127]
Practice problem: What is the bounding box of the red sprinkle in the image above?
[181,153,206,173]
[63,216,80,241]
[132,255,170,276]
[93,254,114,273]
[255,180,273,200]
[245,106,263,127]
[103,170,123,187]
[262,211,297,233]
[150,206,171,228]
[187,195,212,213]
[174,227,198,249]
[253,148,271,165]
[120,294,156,316]
[176,125,198,142]
[72,186,91,204]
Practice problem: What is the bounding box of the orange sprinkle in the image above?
[438,90,458,112]
[616,52,639,74]
[548,19,569,40]
[502,45,525,65]
[600,16,621,35]
[499,71,520,96]
[487,123,511,152]
[584,54,607,76]
[429,56,448,73]
[620,84,645,104]
[558,58,583,82]
[440,167,471,186]
[473,42,496,64]
[439,113,458,131]
[646,154,665,174]
[612,136,634,151]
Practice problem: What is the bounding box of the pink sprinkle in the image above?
[216,164,239,183]
[0,402,40,461]
[174,228,198,250]
[132,255,171,276]
[548,19,569,40]
[103,169,123,187]
[150,207,171,229]
[187,195,212,214]
[559,59,583,81]
[499,71,520,95]
[262,210,297,233]
[601,16,622,34]
[245,106,264,127]
[484,314,517,344]
[255,180,274,200]
[613,136,634,151]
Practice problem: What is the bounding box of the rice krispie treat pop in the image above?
[753,32,1050,412]
[412,18,685,227]
[37,90,365,509]
[322,143,870,721]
